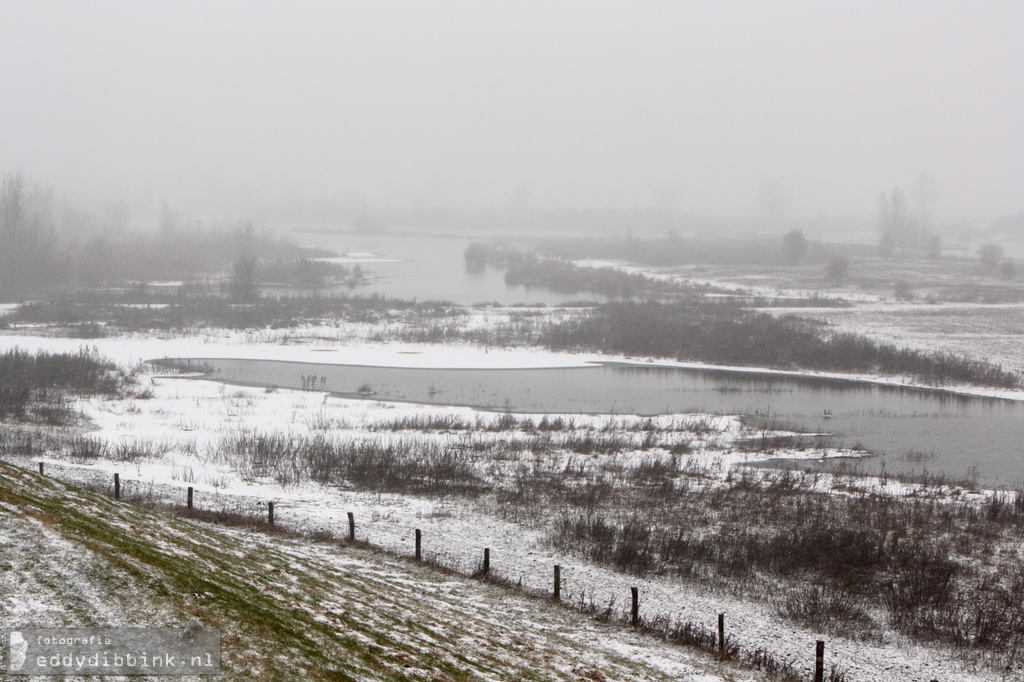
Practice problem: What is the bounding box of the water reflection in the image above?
[173,358,1024,488]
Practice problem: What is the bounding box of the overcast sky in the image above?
[1,0,1021,225]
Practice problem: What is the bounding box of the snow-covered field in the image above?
[4,311,1022,402]
[801,302,1024,378]
[2,460,773,681]
[2,322,1020,680]
[570,256,1024,400]
[3,253,1023,680]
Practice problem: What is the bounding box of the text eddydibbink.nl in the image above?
[7,626,220,676]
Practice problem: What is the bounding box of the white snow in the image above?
[0,332,603,370]
[3,274,1023,680]
[315,252,403,264]
[2,358,1012,681]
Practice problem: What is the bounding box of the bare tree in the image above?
[1,172,59,293]
[1,173,30,243]
[878,187,916,260]
[978,244,1004,275]
[913,174,938,234]
[228,256,259,302]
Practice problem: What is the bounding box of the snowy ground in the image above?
[570,257,1024,399]
[1,461,769,682]
[2,317,1022,402]
[2,330,1018,680]
[799,302,1024,378]
[3,257,1023,680]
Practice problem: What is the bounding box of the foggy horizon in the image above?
[1,0,1022,229]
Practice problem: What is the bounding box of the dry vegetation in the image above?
[4,227,1024,679]
[193,421,1024,673]
[7,351,1024,674]
[4,460,772,681]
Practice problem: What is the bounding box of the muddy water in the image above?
[170,358,1024,488]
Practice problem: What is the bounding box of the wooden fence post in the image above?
[114,473,120,500]
[415,529,422,561]
[187,486,193,510]
[718,613,725,658]
[814,640,825,682]
[347,511,355,542]
[38,462,44,476]
[631,587,639,626]
[483,548,490,576]
[268,501,274,527]
[553,565,561,602]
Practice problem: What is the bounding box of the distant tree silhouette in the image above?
[782,229,808,265]
[0,172,59,294]
[878,187,915,260]
[978,244,1004,275]
[228,257,259,302]
[825,255,849,287]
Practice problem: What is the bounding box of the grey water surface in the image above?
[172,358,1024,488]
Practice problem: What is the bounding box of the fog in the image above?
[1,0,1021,229]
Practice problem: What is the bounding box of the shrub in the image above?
[0,347,120,422]
[538,301,1021,388]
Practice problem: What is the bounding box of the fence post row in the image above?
[83,475,836,672]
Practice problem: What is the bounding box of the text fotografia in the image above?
[7,627,221,676]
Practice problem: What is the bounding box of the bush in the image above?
[0,347,120,422]
[774,585,872,633]
[538,301,1021,388]
[503,254,705,298]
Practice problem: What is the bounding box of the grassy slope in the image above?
[0,462,761,682]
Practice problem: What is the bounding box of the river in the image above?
[283,228,596,306]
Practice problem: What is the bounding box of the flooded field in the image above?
[174,358,1024,488]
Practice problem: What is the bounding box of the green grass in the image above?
[0,461,759,681]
